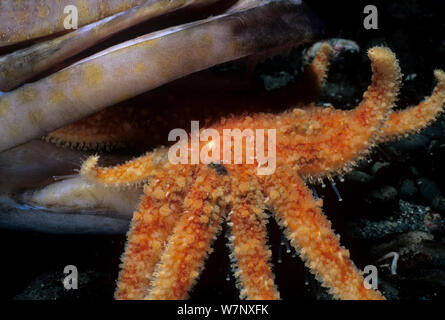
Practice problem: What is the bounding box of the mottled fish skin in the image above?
[0,0,223,91]
[0,0,323,153]
[0,0,146,47]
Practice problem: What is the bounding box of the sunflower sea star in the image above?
[78,43,445,300]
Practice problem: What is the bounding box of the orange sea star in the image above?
[78,43,445,300]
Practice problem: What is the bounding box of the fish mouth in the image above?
[0,140,139,234]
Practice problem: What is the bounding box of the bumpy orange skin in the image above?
[46,104,152,151]
[115,164,195,300]
[260,167,384,300]
[228,165,280,300]
[146,165,230,299]
[77,44,445,300]
[381,70,445,140]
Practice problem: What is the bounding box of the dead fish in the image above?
[0,0,323,153]
[0,0,147,47]
[0,0,225,91]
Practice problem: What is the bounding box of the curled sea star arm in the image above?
[299,42,333,98]
[146,165,230,299]
[380,69,445,141]
[115,164,195,300]
[80,147,168,188]
[290,47,402,177]
[262,42,334,106]
[260,167,385,300]
[228,167,279,300]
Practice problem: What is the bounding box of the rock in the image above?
[432,196,445,213]
[369,230,445,299]
[320,82,358,107]
[417,177,442,204]
[424,212,444,232]
[379,279,400,300]
[344,170,373,184]
[370,230,445,271]
[349,200,431,239]
[388,134,430,152]
[368,185,398,203]
[370,231,434,258]
[409,166,420,178]
[14,269,112,300]
[400,179,418,197]
[371,161,391,176]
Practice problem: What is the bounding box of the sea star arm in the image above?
[262,42,334,106]
[228,168,279,300]
[146,165,229,299]
[260,167,385,300]
[380,69,445,141]
[115,164,195,299]
[45,104,150,151]
[80,147,168,188]
[290,46,402,177]
[301,42,333,94]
